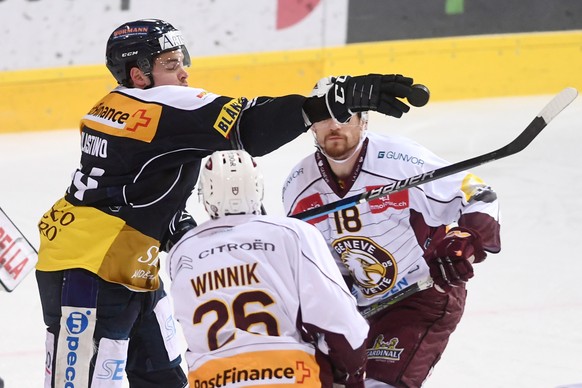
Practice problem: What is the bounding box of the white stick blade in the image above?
[0,209,38,292]
[539,87,578,123]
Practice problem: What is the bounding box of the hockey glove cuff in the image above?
[160,210,197,253]
[423,227,487,293]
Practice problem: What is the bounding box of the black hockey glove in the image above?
[160,210,197,252]
[303,74,414,123]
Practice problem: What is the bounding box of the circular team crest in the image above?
[333,236,397,298]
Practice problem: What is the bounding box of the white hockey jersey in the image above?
[166,214,369,387]
[283,132,501,308]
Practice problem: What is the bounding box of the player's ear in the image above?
[129,67,149,88]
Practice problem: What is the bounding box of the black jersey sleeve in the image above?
[238,95,309,156]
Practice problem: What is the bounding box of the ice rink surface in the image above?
[1,92,581,387]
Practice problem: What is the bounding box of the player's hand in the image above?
[423,227,487,293]
[303,74,420,124]
[160,210,197,252]
[330,74,413,122]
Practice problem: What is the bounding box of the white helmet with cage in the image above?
[198,150,264,219]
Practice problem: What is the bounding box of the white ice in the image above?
[1,93,581,387]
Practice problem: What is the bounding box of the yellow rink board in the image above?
[1,30,581,133]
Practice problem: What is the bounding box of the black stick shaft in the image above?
[293,88,577,222]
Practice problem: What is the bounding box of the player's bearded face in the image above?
[313,116,364,160]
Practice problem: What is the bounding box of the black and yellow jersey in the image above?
[37,85,308,291]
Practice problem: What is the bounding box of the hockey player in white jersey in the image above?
[283,78,501,387]
[167,150,369,387]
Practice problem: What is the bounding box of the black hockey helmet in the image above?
[105,19,191,87]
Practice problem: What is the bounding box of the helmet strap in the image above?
[144,74,155,89]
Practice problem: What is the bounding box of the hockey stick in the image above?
[292,87,578,222]
[292,87,577,318]
[0,207,38,292]
[358,277,434,318]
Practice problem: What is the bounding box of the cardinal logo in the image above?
[367,335,404,361]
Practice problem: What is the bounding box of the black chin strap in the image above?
[137,58,155,89]
[144,74,155,89]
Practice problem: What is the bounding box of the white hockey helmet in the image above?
[309,76,369,124]
[309,76,335,98]
[198,150,264,219]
